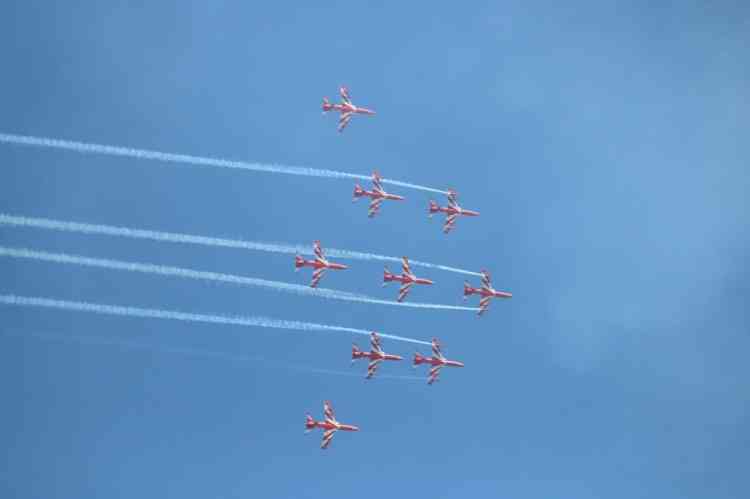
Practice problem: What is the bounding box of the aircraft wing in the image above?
[370,332,383,354]
[338,112,353,132]
[397,281,413,302]
[478,296,491,316]
[481,270,492,289]
[366,359,382,379]
[321,428,336,449]
[443,214,458,234]
[368,198,383,218]
[427,365,443,385]
[371,171,384,191]
[447,189,459,208]
[340,86,351,104]
[431,338,443,358]
[401,256,412,276]
[311,268,326,288]
[324,400,336,422]
[313,240,325,260]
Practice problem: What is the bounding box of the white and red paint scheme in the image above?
[383,256,434,302]
[428,189,480,234]
[413,337,465,385]
[295,240,348,288]
[322,86,375,132]
[352,170,405,218]
[351,332,403,379]
[464,270,513,316]
[305,400,359,449]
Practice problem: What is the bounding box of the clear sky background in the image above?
[1,1,748,498]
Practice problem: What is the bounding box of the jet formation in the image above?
[303,86,512,449]
[349,169,478,238]
[293,241,509,316]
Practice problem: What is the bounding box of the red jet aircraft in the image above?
[352,332,403,379]
[322,86,375,132]
[413,337,465,385]
[464,270,513,316]
[353,170,405,218]
[305,400,359,450]
[295,240,348,288]
[428,189,480,234]
[383,257,434,302]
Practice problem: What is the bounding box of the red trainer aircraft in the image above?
[413,337,465,385]
[295,240,348,288]
[353,170,405,218]
[305,400,359,450]
[464,270,513,316]
[322,86,375,133]
[428,189,480,234]
[383,257,434,302]
[352,332,403,379]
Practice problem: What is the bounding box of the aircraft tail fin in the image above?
[383,267,392,286]
[428,200,439,217]
[413,352,425,366]
[294,255,305,270]
[305,413,315,432]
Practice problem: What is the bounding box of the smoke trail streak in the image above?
[1,330,423,381]
[0,295,431,345]
[0,213,481,277]
[0,132,448,195]
[0,246,478,312]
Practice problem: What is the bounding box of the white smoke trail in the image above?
[0,213,481,277]
[3,330,423,381]
[0,132,447,195]
[0,295,431,345]
[0,246,478,312]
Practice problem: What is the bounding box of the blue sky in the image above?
[1,1,748,497]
